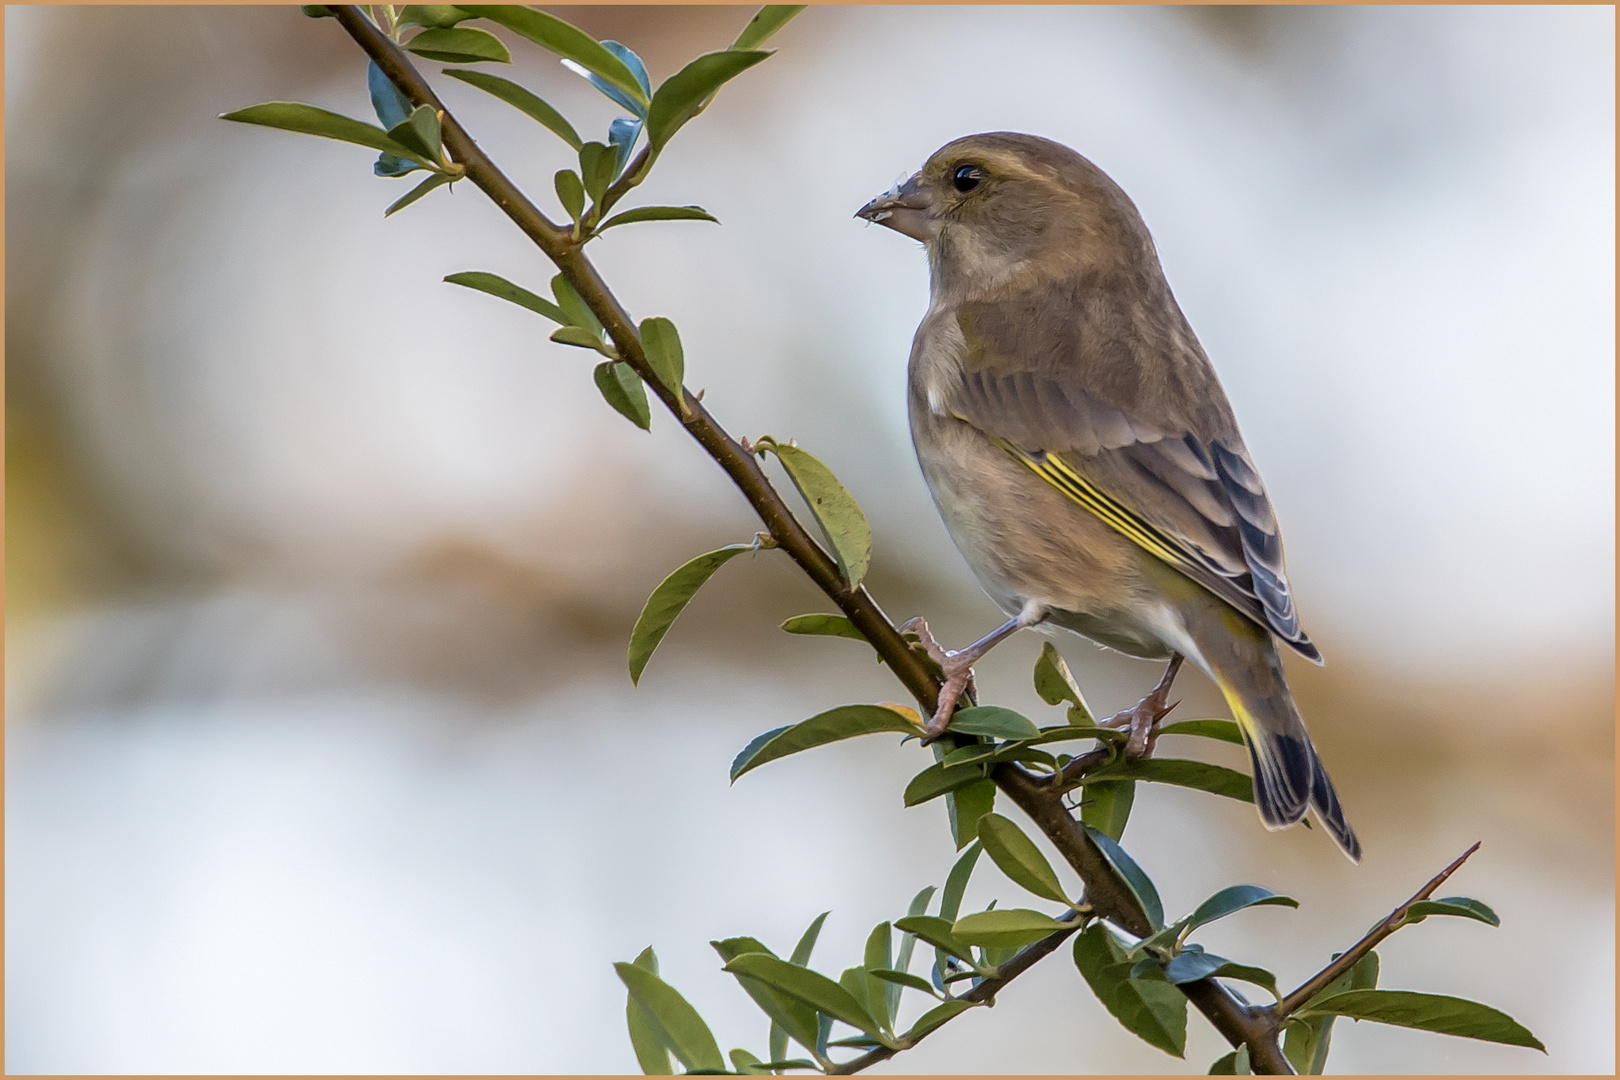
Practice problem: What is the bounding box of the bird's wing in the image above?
[947,290,1318,661]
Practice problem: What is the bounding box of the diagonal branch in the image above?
[329,7,1293,1072]
[1278,841,1482,1017]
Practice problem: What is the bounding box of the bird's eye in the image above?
[952,164,982,193]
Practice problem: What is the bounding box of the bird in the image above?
[856,132,1359,861]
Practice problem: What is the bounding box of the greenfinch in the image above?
[858,132,1359,861]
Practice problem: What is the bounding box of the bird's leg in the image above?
[901,604,1046,741]
[1101,655,1184,758]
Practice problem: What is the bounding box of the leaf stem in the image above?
[1277,842,1482,1017]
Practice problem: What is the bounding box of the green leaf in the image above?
[1163,948,1230,984]
[647,49,773,150]
[639,317,685,398]
[976,812,1069,904]
[385,104,443,165]
[900,998,977,1042]
[862,923,894,1029]
[1184,885,1299,936]
[1402,896,1500,927]
[597,205,719,232]
[220,102,423,159]
[730,704,920,781]
[731,5,806,50]
[594,359,648,425]
[869,968,937,997]
[791,911,828,966]
[749,1060,818,1072]
[1285,950,1380,1074]
[1079,778,1135,842]
[384,171,453,216]
[1207,961,1280,1001]
[463,5,649,109]
[442,68,581,148]
[723,954,881,1038]
[889,886,934,1018]
[551,274,604,334]
[729,1048,768,1075]
[1299,990,1544,1051]
[625,947,673,1075]
[555,169,586,222]
[945,778,996,850]
[1157,718,1244,745]
[893,916,974,965]
[1073,924,1187,1057]
[946,705,1040,742]
[1084,757,1255,805]
[579,140,616,203]
[563,327,618,358]
[938,841,982,924]
[711,942,820,1062]
[444,271,566,324]
[301,6,334,17]
[755,439,872,587]
[779,614,865,642]
[614,961,726,1072]
[952,908,1068,950]
[628,544,750,684]
[399,5,472,29]
[1209,1046,1251,1073]
[902,761,986,807]
[1032,641,1093,722]
[1083,825,1164,930]
[405,26,511,63]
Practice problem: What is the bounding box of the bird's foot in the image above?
[899,617,979,743]
[1101,656,1184,758]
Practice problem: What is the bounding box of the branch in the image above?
[1277,841,1482,1017]
[828,913,1085,1074]
[328,9,1292,1071]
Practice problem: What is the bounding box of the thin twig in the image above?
[1278,842,1483,1017]
[828,914,1086,1074]
[328,9,1295,1071]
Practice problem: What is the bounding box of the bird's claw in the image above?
[1103,657,1184,758]
[903,617,980,743]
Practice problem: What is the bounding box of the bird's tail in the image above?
[1190,609,1361,862]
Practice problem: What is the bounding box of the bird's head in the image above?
[856,132,1156,292]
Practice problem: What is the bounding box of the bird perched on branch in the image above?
[857,132,1359,861]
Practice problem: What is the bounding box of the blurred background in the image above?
[5,4,1612,1073]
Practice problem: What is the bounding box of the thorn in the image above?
[694,387,705,402]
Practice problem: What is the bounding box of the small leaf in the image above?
[444,271,566,324]
[1084,757,1255,805]
[900,998,977,1042]
[1080,778,1135,842]
[1073,924,1187,1057]
[385,104,443,165]
[442,68,581,148]
[729,1048,768,1075]
[1402,896,1500,927]
[628,544,750,684]
[723,954,881,1038]
[731,5,807,50]
[946,705,1040,742]
[1286,950,1380,1074]
[731,705,920,781]
[938,841,981,923]
[579,141,616,202]
[976,812,1069,904]
[1184,885,1299,936]
[1032,641,1092,721]
[945,778,996,851]
[1209,1046,1251,1074]
[551,274,603,334]
[220,102,422,159]
[384,171,453,216]
[1163,948,1230,984]
[465,5,649,109]
[561,327,617,358]
[598,205,720,232]
[608,115,643,177]
[405,26,511,63]
[890,886,934,1017]
[862,923,894,1029]
[367,60,414,129]
[749,1060,818,1072]
[374,152,428,178]
[893,916,974,964]
[780,614,865,641]
[1083,825,1164,930]
[647,49,772,150]
[791,911,829,967]
[1207,961,1280,1001]
[1157,718,1244,745]
[640,317,685,398]
[952,909,1069,950]
[869,968,938,996]
[555,169,586,223]
[755,439,872,587]
[614,961,726,1073]
[1299,990,1544,1051]
[626,947,673,1075]
[903,761,986,807]
[564,40,652,118]
[712,942,819,1061]
[398,5,472,30]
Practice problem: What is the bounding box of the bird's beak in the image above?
[855,172,938,242]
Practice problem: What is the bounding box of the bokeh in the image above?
[6,5,1613,1073]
